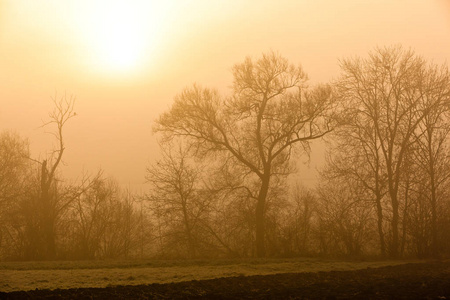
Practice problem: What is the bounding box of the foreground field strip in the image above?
[0,259,419,292]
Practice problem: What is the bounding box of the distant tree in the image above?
[145,141,212,258]
[37,95,77,259]
[0,131,30,259]
[0,131,29,206]
[410,65,450,257]
[315,176,375,257]
[155,52,336,257]
[336,46,450,257]
[0,96,78,260]
[12,95,78,260]
[277,184,315,256]
[323,123,388,256]
[67,175,148,259]
[68,174,107,259]
[96,184,143,259]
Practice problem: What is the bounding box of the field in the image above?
[0,257,414,292]
[1,258,450,299]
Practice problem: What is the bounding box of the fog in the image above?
[3,4,450,299]
[0,0,449,191]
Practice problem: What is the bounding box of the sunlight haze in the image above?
[1,0,449,190]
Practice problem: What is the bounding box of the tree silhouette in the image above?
[335,46,450,257]
[35,94,76,260]
[155,52,336,257]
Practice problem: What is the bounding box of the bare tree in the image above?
[411,64,450,257]
[67,175,147,259]
[315,177,375,257]
[43,95,76,259]
[32,94,76,260]
[155,52,336,257]
[277,184,315,256]
[0,131,30,206]
[336,46,450,257]
[145,141,212,258]
[70,174,108,259]
[324,124,388,256]
[0,131,30,259]
[97,185,142,259]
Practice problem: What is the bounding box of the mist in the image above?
[1,1,450,298]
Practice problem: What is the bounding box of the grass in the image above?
[0,257,420,292]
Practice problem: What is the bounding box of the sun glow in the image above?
[94,3,143,70]
[78,1,170,74]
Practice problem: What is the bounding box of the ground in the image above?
[1,260,450,299]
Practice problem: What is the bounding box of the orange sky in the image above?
[1,0,449,191]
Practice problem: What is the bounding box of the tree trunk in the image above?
[40,160,57,260]
[427,129,439,258]
[431,196,438,258]
[400,184,409,257]
[430,164,438,258]
[255,176,270,258]
[375,194,386,256]
[390,192,399,258]
[182,198,196,259]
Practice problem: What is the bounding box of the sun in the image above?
[78,1,168,74]
[94,3,143,70]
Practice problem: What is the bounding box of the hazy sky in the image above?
[1,0,449,191]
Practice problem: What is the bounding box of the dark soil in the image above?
[2,261,450,299]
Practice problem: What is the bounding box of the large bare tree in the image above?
[324,100,388,255]
[411,63,450,257]
[155,52,336,257]
[336,46,450,257]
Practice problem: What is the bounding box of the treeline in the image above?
[0,102,151,261]
[1,45,450,261]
